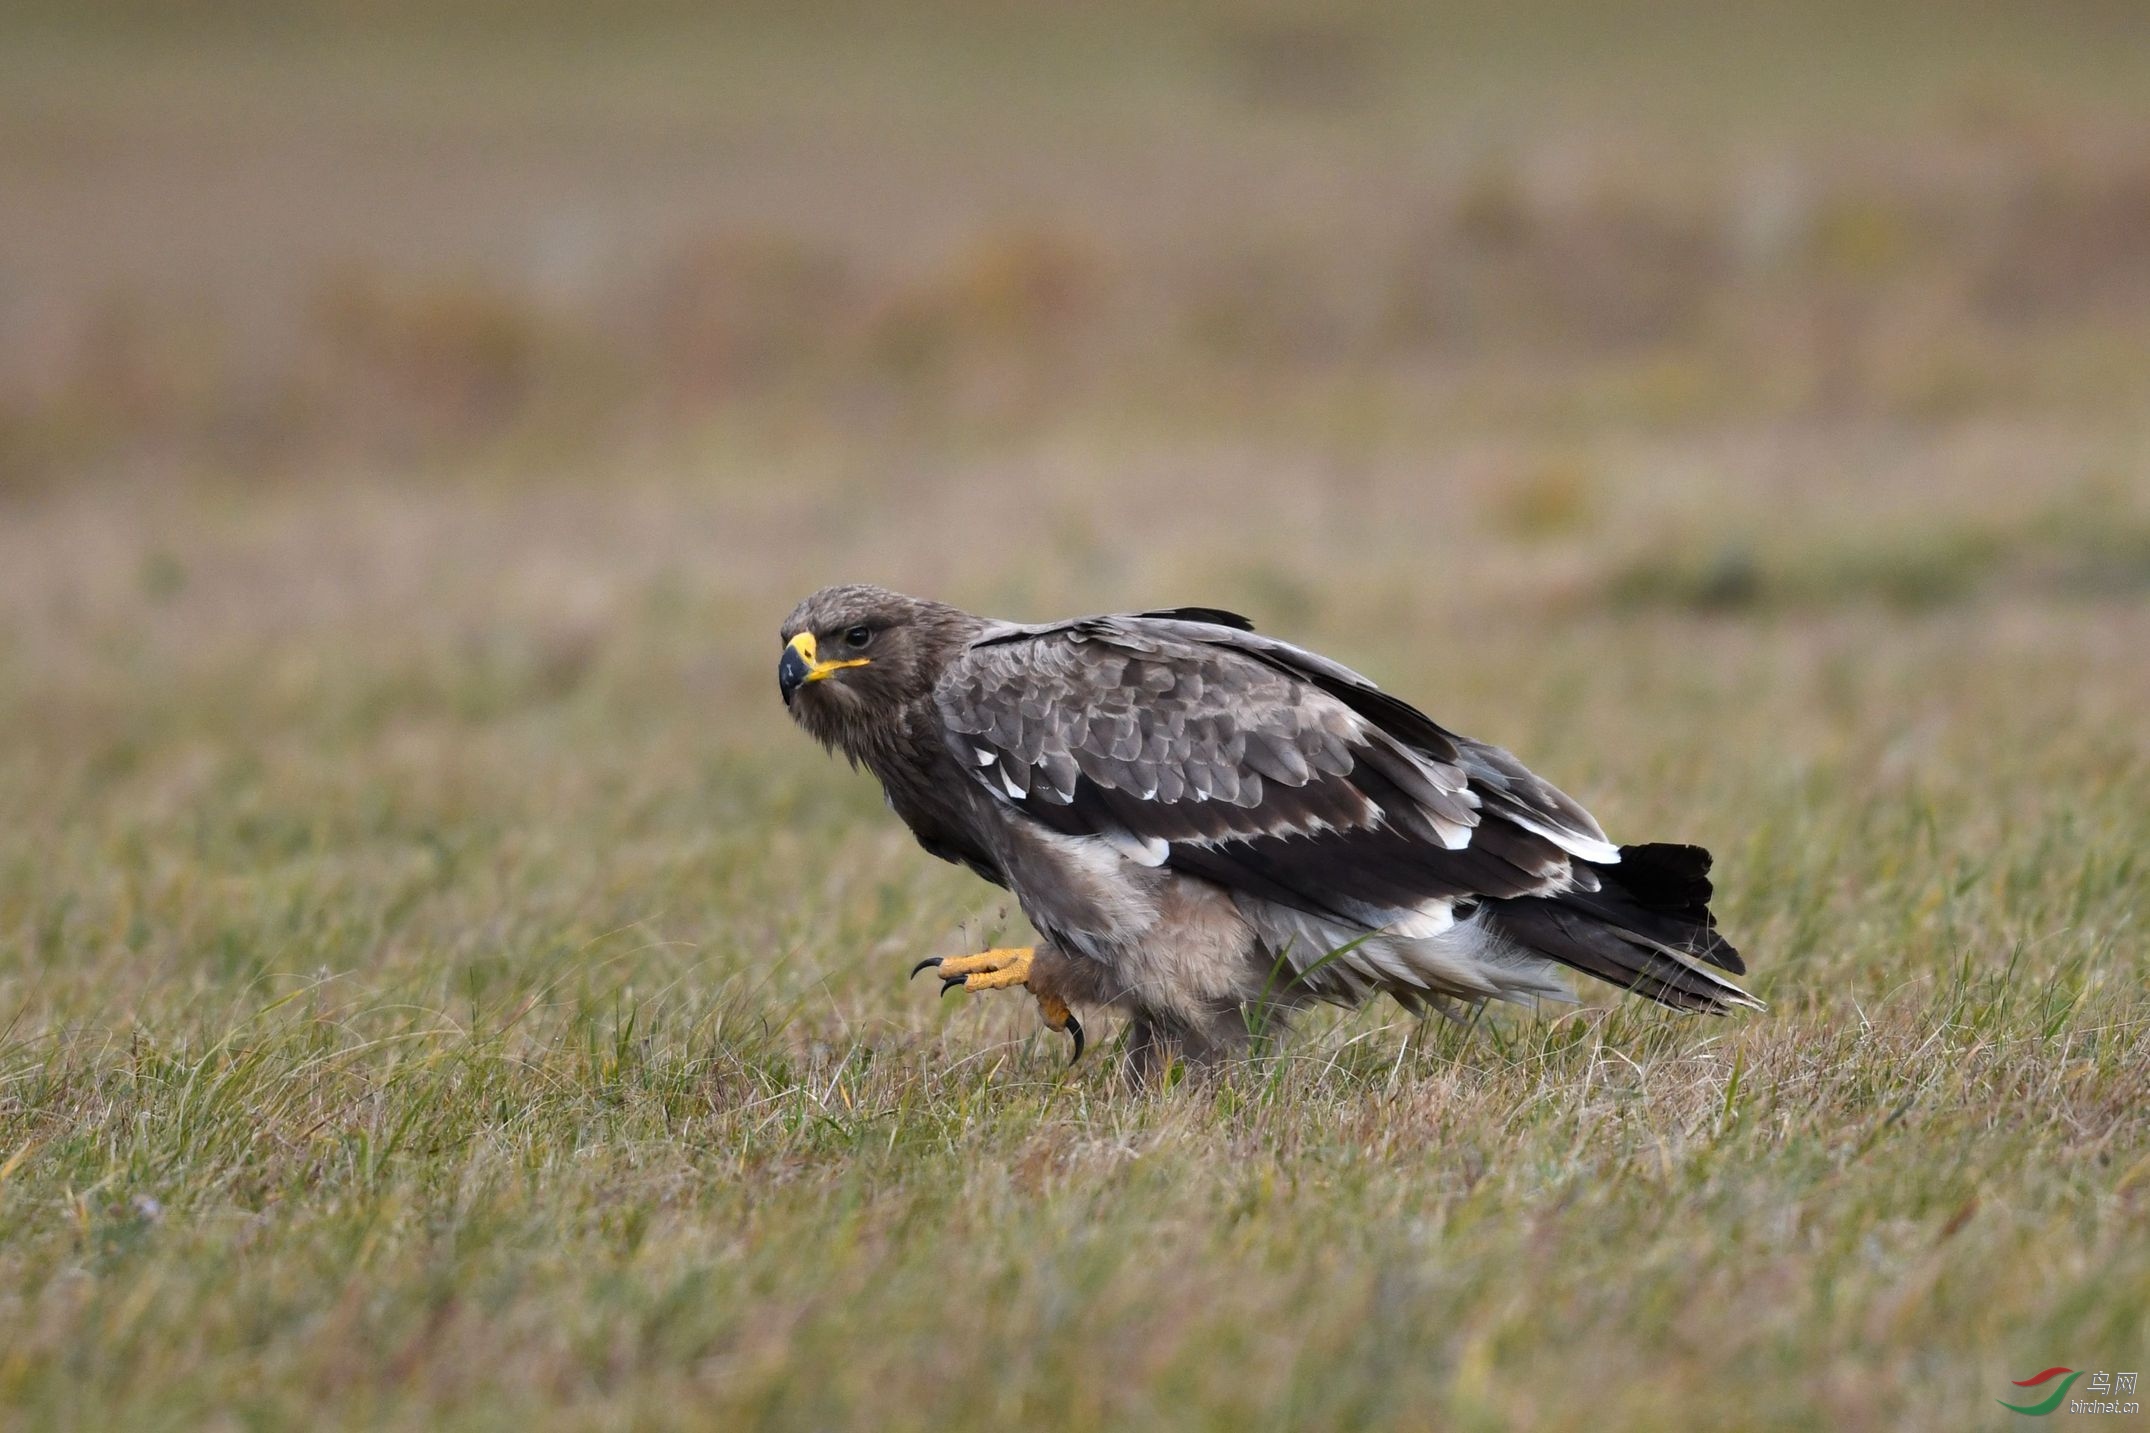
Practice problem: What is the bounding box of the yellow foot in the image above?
[918,945,1034,991]
[910,947,1085,1063]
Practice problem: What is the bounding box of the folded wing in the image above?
[935,611,1610,934]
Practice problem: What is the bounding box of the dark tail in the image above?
[1483,843,1761,1013]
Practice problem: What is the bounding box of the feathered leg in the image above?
[1121,1002,1257,1082]
[1123,1015,1175,1085]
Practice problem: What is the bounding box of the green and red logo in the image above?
[2000,1368,2082,1416]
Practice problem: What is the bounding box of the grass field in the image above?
[3,4,2148,1428]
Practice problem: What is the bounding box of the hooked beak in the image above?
[778,631,868,705]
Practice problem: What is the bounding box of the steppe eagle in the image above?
[779,584,1758,1072]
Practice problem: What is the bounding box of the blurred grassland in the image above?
[2,2,2148,1429]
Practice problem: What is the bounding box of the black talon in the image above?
[939,976,965,998]
[910,957,943,980]
[1065,1015,1085,1066]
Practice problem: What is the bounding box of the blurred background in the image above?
[8,1,2149,611]
[4,0,2149,910]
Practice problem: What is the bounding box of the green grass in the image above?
[3,505,2145,1427]
[2,2,2149,1428]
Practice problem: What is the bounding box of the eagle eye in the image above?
[842,625,873,650]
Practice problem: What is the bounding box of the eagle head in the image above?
[778,584,972,755]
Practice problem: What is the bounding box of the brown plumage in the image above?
[780,584,1758,1074]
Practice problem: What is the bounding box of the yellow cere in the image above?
[789,631,870,681]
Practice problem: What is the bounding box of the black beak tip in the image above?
[1065,1015,1085,1066]
[777,647,810,704]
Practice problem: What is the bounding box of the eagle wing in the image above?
[933,609,1620,940]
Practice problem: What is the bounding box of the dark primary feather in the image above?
[1475,898,1734,1010]
[1597,841,1743,973]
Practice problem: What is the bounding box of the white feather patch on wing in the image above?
[1502,813,1620,865]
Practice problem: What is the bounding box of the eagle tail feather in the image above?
[1481,843,1760,1013]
